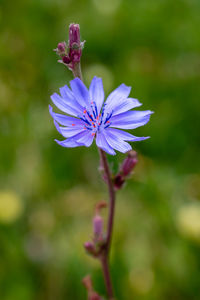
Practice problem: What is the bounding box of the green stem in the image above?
[72,62,83,80]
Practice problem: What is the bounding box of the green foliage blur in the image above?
[0,0,200,299]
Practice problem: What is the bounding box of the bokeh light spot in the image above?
[93,0,121,15]
[177,203,200,242]
[0,191,23,223]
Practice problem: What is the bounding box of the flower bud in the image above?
[68,23,82,64]
[84,241,95,254]
[114,174,125,190]
[114,151,138,190]
[69,23,80,47]
[54,42,67,56]
[93,215,103,238]
[54,23,84,71]
[120,150,138,176]
[89,293,102,300]
[82,275,102,300]
[57,42,66,54]
[62,55,71,64]
[82,275,93,291]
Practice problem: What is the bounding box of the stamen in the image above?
[104,122,111,129]
[104,111,113,124]
[79,116,91,126]
[85,126,92,131]
[86,111,94,122]
[72,123,76,126]
[94,103,98,117]
[91,105,97,118]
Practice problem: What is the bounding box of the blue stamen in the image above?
[94,102,98,117]
[86,111,94,122]
[104,122,111,129]
[79,116,91,126]
[91,105,97,119]
[103,110,113,124]
[85,126,92,130]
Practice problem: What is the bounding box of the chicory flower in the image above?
[49,77,153,155]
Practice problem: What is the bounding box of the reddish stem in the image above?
[100,255,114,299]
[71,55,115,300]
[99,148,116,299]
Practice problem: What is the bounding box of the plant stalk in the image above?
[98,148,116,299]
[73,61,116,300]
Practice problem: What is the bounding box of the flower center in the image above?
[79,101,113,135]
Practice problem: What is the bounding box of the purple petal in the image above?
[103,131,132,153]
[96,131,116,155]
[55,139,81,148]
[70,78,89,107]
[49,105,83,126]
[59,84,75,101]
[74,130,94,147]
[55,131,94,148]
[59,85,84,113]
[50,93,80,116]
[112,98,142,116]
[105,128,150,141]
[105,83,131,111]
[89,76,104,113]
[54,120,84,138]
[110,110,153,129]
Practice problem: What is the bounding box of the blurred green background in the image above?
[0,0,200,299]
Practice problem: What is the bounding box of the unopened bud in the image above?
[54,23,84,71]
[68,23,82,65]
[62,55,71,64]
[84,242,95,254]
[114,174,125,190]
[69,23,80,47]
[120,150,138,176]
[93,215,103,238]
[89,293,102,300]
[95,201,107,214]
[114,151,138,190]
[82,276,102,300]
[82,275,93,291]
[57,42,66,54]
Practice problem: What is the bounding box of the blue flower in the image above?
[49,77,153,155]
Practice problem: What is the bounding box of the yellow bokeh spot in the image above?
[93,0,121,15]
[129,268,154,294]
[0,191,23,223]
[176,203,200,242]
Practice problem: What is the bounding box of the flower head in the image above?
[49,77,153,155]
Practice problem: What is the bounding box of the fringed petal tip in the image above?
[131,136,151,142]
[54,139,63,146]
[99,146,116,156]
[139,136,150,140]
[54,139,80,148]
